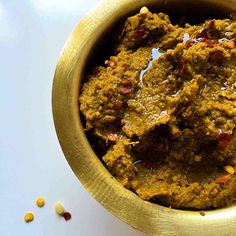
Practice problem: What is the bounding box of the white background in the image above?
[0,0,146,235]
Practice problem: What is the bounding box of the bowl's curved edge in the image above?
[52,0,236,235]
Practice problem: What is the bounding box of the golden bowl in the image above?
[52,0,236,235]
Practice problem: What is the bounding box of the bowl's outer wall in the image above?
[52,0,236,235]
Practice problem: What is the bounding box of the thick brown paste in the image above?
[79,7,236,210]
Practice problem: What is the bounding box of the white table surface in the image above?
[1,0,146,235]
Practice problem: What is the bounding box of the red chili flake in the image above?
[208,20,221,38]
[107,133,118,142]
[200,38,217,48]
[140,13,148,19]
[63,212,72,221]
[185,41,194,49]
[226,40,235,49]
[218,132,232,148]
[92,67,101,74]
[198,20,218,39]
[198,28,208,38]
[215,175,230,184]
[209,50,224,64]
[119,86,133,95]
[114,100,123,111]
[209,19,215,28]
[134,29,146,36]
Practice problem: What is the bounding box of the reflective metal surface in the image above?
[52,0,236,235]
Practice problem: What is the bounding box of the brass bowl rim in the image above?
[52,0,236,235]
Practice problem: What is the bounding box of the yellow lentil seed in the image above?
[140,6,149,15]
[24,212,34,223]
[36,197,45,208]
[54,202,65,215]
[224,165,235,175]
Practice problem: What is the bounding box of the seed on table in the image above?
[63,212,72,221]
[24,211,34,223]
[54,202,65,215]
[36,196,45,208]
